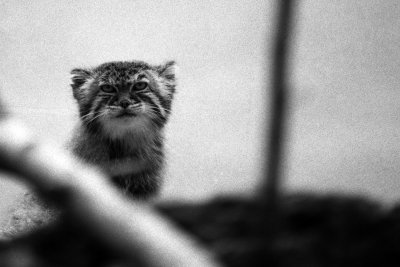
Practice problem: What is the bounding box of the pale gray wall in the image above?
[1,0,400,221]
[289,0,400,200]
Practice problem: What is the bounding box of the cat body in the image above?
[69,123,163,198]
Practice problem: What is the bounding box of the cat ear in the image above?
[157,61,177,82]
[156,61,177,96]
[70,68,92,89]
[70,68,93,101]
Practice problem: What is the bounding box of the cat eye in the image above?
[133,82,148,91]
[100,84,116,93]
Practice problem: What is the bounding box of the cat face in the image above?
[70,60,176,138]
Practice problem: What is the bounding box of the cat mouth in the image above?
[115,111,137,118]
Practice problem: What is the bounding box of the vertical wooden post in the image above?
[264,0,297,208]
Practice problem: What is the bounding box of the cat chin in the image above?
[99,115,152,139]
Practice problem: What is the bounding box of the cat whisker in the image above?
[160,107,172,113]
[80,113,93,120]
[84,111,108,124]
[145,106,162,117]
[146,105,169,113]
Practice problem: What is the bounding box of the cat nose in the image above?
[119,99,131,109]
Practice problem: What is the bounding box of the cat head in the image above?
[70,60,177,138]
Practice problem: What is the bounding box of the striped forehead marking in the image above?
[98,68,144,84]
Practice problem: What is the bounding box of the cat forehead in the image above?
[94,62,154,83]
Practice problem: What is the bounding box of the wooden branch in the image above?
[0,115,220,267]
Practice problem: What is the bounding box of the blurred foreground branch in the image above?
[0,113,220,266]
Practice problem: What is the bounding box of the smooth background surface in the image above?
[1,0,400,223]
